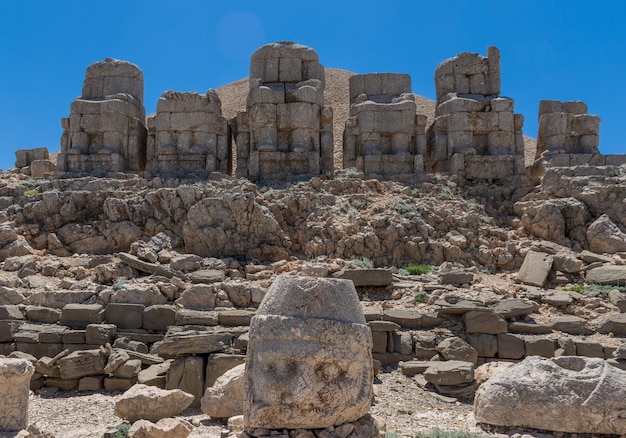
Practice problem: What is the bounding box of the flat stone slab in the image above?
[150,330,233,358]
[491,299,537,318]
[331,269,393,287]
[189,269,225,284]
[423,360,474,386]
[382,309,422,328]
[517,250,553,287]
[596,313,626,335]
[586,265,626,286]
[435,296,487,315]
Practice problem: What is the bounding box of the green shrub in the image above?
[569,284,626,298]
[415,429,489,438]
[24,189,39,196]
[350,257,374,269]
[404,263,434,275]
[413,292,428,304]
[112,277,128,290]
[107,422,131,438]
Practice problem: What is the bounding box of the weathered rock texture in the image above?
[232,42,333,181]
[244,275,373,430]
[58,58,147,174]
[535,100,601,164]
[114,384,194,423]
[343,73,427,178]
[201,363,245,418]
[428,47,525,180]
[474,356,626,434]
[146,90,231,177]
[0,358,35,431]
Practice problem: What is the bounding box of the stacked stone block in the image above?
[58,58,147,174]
[343,73,427,178]
[146,90,231,177]
[533,100,615,167]
[428,47,525,180]
[232,42,334,181]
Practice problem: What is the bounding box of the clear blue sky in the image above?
[1,1,625,171]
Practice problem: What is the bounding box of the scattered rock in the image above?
[114,384,194,423]
[201,363,245,419]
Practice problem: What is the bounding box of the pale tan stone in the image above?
[0,358,35,431]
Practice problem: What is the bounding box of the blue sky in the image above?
[1,1,625,171]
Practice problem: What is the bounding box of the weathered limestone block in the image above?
[343,73,427,177]
[587,214,626,254]
[146,90,231,177]
[57,349,106,379]
[15,147,49,169]
[166,356,204,408]
[244,275,373,430]
[516,250,553,287]
[201,363,245,419]
[536,100,600,160]
[475,356,626,434]
[0,358,34,431]
[128,418,193,438]
[58,58,147,174]
[114,384,194,423]
[428,47,524,180]
[234,42,333,181]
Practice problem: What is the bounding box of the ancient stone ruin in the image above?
[428,47,526,180]
[57,58,147,174]
[244,275,375,433]
[146,90,231,177]
[0,358,34,431]
[343,73,427,178]
[232,42,334,181]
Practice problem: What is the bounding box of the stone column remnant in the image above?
[343,73,428,178]
[0,358,35,431]
[146,90,232,177]
[57,58,147,174]
[244,275,373,430]
[428,47,525,180]
[232,42,334,181]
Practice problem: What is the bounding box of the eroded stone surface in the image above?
[244,275,373,430]
[0,358,35,431]
[475,356,626,434]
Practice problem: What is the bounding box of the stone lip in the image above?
[256,275,365,324]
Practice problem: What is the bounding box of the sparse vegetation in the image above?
[405,263,434,275]
[109,423,131,438]
[438,186,454,200]
[350,256,374,269]
[413,291,429,304]
[395,199,417,216]
[24,188,39,196]
[415,429,489,438]
[112,277,128,290]
[568,284,626,298]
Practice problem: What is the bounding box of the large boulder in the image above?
[587,214,626,254]
[182,193,289,262]
[201,363,245,419]
[127,418,192,438]
[474,356,626,434]
[114,384,194,423]
[244,275,373,430]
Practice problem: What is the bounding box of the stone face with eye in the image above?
[244,276,373,430]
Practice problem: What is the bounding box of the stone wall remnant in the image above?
[0,358,35,431]
[232,42,333,181]
[57,58,147,174]
[343,73,427,178]
[244,275,373,430]
[146,90,231,177]
[428,47,525,180]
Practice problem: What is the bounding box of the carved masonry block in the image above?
[57,58,147,174]
[233,42,333,181]
[535,100,602,167]
[428,47,525,180]
[146,90,231,177]
[343,73,427,178]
